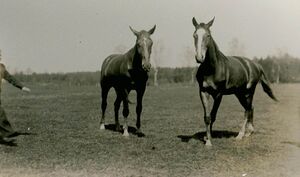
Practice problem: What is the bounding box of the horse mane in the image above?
[211,37,229,61]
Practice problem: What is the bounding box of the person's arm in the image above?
[3,70,30,92]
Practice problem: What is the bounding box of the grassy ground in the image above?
[0,83,299,177]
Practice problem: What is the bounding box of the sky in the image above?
[0,0,299,73]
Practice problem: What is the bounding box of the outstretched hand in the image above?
[22,87,31,92]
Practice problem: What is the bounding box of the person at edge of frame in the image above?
[0,50,31,143]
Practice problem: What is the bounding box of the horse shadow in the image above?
[177,130,238,143]
[0,138,17,146]
[0,131,37,147]
[104,124,145,137]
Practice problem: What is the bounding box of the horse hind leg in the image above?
[236,93,254,140]
[236,111,248,140]
[114,93,122,132]
[245,108,254,137]
[236,108,254,139]
[136,87,146,137]
[100,85,109,130]
[200,91,213,146]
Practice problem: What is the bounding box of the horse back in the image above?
[101,54,130,80]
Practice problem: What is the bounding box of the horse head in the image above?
[192,17,215,63]
[129,25,156,72]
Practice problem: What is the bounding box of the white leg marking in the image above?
[123,117,129,137]
[123,128,129,137]
[100,123,105,130]
[245,123,254,137]
[236,119,247,140]
[205,139,212,146]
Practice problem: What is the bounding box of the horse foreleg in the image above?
[122,90,130,137]
[136,87,146,137]
[200,90,212,146]
[210,95,223,135]
[114,94,122,132]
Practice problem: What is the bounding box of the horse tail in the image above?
[260,68,278,102]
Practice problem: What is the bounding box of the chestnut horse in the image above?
[192,17,277,146]
[100,25,156,137]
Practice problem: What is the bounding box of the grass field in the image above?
[0,83,299,177]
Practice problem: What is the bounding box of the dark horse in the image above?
[192,17,277,146]
[100,25,156,137]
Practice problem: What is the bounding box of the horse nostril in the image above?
[142,63,151,71]
[195,55,203,63]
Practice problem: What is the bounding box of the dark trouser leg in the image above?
[0,106,15,138]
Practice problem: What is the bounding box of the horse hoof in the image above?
[205,140,212,146]
[136,129,145,137]
[137,132,145,137]
[245,132,253,137]
[100,124,105,130]
[123,130,129,137]
[235,134,244,140]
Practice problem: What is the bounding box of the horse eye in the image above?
[193,33,198,38]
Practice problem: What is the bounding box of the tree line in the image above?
[12,54,300,86]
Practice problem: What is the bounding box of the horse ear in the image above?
[207,17,215,28]
[148,25,156,35]
[192,17,198,28]
[129,26,139,36]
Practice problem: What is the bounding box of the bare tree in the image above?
[183,46,197,84]
[271,60,280,84]
[114,44,127,54]
[25,67,33,75]
[152,39,165,86]
[227,38,246,56]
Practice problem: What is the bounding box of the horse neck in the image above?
[125,44,143,70]
[204,38,227,71]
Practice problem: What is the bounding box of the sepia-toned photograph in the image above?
[0,1,299,176]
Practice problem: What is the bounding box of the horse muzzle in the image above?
[142,63,151,72]
[195,55,204,63]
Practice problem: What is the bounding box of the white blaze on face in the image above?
[142,37,151,63]
[138,36,152,71]
[143,37,149,57]
[195,28,207,61]
[197,28,207,60]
